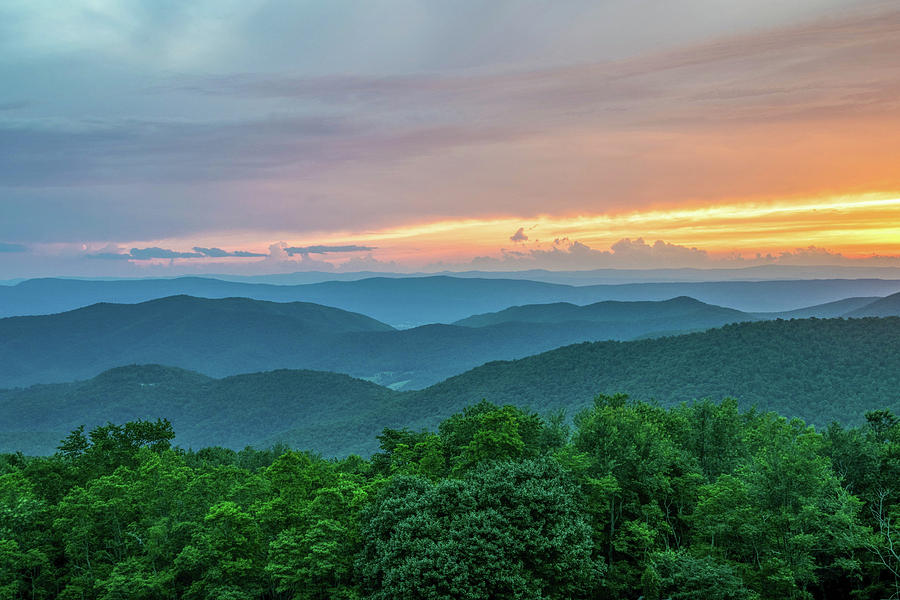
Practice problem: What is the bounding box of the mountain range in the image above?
[31,264,900,286]
[3,316,898,457]
[4,275,900,326]
[3,292,899,390]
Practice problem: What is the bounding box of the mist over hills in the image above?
[454,296,751,328]
[52,264,900,286]
[3,275,900,326]
[844,291,900,317]
[0,296,396,388]
[3,317,899,457]
[0,294,772,389]
[4,291,899,390]
[455,295,895,329]
[0,365,400,456]
[413,317,900,424]
[757,296,882,319]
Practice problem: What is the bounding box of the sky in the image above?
[2,0,900,278]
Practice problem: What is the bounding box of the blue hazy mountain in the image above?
[754,296,884,319]
[3,275,900,326]
[0,365,399,456]
[3,317,899,457]
[843,291,900,317]
[0,296,393,388]
[454,296,751,327]
[0,294,766,389]
[3,292,898,390]
[191,264,900,285]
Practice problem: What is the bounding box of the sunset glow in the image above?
[3,1,900,278]
[247,192,900,267]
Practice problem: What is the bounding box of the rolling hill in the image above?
[0,365,403,456]
[3,275,900,326]
[0,296,393,387]
[451,294,897,332]
[757,296,884,319]
[3,293,897,390]
[0,293,823,390]
[3,317,899,457]
[844,291,900,317]
[454,296,753,328]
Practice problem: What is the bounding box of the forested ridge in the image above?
[4,317,900,456]
[5,276,900,325]
[416,317,900,428]
[5,292,900,391]
[3,397,900,599]
[0,294,767,390]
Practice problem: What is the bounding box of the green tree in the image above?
[359,458,602,600]
[266,478,367,599]
[0,472,54,599]
[573,394,702,594]
[175,501,267,599]
[694,415,864,599]
[438,402,545,474]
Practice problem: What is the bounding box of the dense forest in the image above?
[4,317,900,457]
[2,397,900,599]
[0,294,767,390]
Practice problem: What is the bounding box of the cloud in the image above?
[89,245,267,260]
[336,254,400,272]
[608,238,710,264]
[193,246,266,257]
[4,3,899,239]
[0,242,27,253]
[509,227,528,243]
[751,245,900,267]
[265,241,290,261]
[525,238,712,269]
[86,246,204,260]
[463,238,715,270]
[85,252,131,260]
[284,245,376,255]
[4,1,900,265]
[462,237,900,271]
[128,247,203,260]
[83,243,129,260]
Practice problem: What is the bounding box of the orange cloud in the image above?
[261,191,900,268]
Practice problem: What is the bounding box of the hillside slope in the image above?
[844,291,900,317]
[0,365,402,456]
[3,317,899,457]
[454,296,753,328]
[405,317,900,430]
[757,296,882,319]
[4,275,900,325]
[0,296,393,387]
[0,295,768,389]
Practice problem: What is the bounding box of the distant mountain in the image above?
[454,296,752,328]
[120,265,900,285]
[4,293,897,390]
[3,275,900,326]
[755,296,883,319]
[0,276,575,327]
[0,296,393,388]
[0,294,761,389]
[0,365,402,456]
[259,317,900,452]
[313,317,734,389]
[3,317,899,457]
[407,317,900,433]
[843,291,900,317]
